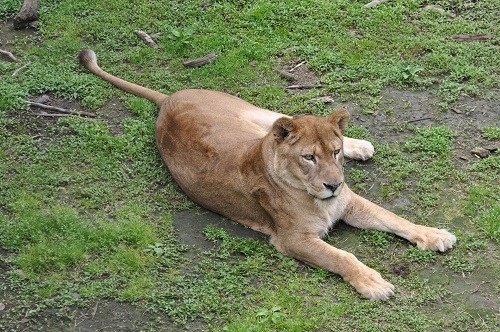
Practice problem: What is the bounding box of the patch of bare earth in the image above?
[325,89,499,166]
[7,96,134,146]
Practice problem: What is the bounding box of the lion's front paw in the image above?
[343,138,375,161]
[348,267,395,301]
[414,227,457,252]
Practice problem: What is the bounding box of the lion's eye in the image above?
[303,154,316,162]
[333,149,341,156]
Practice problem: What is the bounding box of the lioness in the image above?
[79,49,456,300]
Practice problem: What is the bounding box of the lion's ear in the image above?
[272,117,295,142]
[329,109,350,134]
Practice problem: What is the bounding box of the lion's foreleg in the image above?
[273,234,394,300]
[342,189,456,252]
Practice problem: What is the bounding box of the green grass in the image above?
[0,0,499,331]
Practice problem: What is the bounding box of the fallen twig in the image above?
[0,49,20,62]
[289,60,306,72]
[406,117,432,123]
[35,113,72,117]
[27,101,97,117]
[12,61,31,76]
[183,53,218,68]
[364,0,388,8]
[286,84,324,90]
[134,30,158,48]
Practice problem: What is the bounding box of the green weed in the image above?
[482,126,500,141]
[404,126,454,157]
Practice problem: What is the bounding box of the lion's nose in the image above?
[323,182,342,192]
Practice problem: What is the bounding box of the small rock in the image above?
[471,147,491,158]
[33,94,51,104]
[0,302,5,311]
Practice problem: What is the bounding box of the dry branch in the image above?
[35,113,72,117]
[0,49,20,62]
[286,84,324,90]
[27,101,97,118]
[289,60,307,72]
[13,0,40,30]
[134,30,158,48]
[183,53,218,68]
[12,61,31,76]
[364,0,388,8]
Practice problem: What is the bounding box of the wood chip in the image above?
[135,30,158,48]
[183,53,218,68]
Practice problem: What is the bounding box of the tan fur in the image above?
[79,50,456,300]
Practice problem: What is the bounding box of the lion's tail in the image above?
[78,49,168,107]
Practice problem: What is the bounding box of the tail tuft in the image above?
[79,49,98,70]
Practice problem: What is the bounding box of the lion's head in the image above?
[270,109,350,200]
